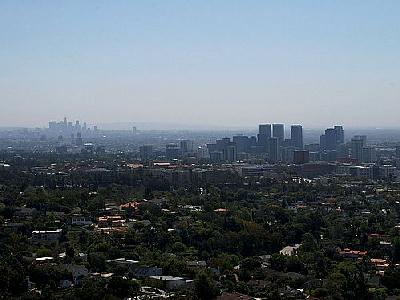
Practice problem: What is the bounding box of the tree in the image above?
[107,276,137,298]
[195,271,218,300]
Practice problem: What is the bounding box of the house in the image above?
[119,201,140,212]
[59,279,73,289]
[64,264,89,286]
[129,265,162,279]
[31,229,62,242]
[71,215,93,226]
[370,258,390,273]
[149,276,193,290]
[217,292,255,300]
[339,248,368,260]
[280,244,301,256]
[15,207,37,219]
[35,257,55,264]
[186,260,207,268]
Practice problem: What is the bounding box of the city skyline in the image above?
[1,1,400,128]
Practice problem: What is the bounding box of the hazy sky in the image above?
[1,1,400,129]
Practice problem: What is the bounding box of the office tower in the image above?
[351,137,365,163]
[140,145,153,161]
[132,127,137,135]
[282,147,295,163]
[272,124,284,143]
[225,145,237,162]
[76,132,83,146]
[354,135,367,146]
[83,122,87,131]
[268,137,279,163]
[166,143,180,159]
[180,140,194,154]
[334,126,344,144]
[64,117,67,128]
[362,147,377,163]
[249,136,257,147]
[258,124,271,151]
[320,134,326,150]
[320,125,345,151]
[233,135,250,153]
[293,150,310,164]
[396,146,400,158]
[291,125,303,150]
[324,128,337,150]
[197,145,210,159]
[75,120,81,132]
[259,124,272,136]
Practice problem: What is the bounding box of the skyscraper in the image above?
[259,124,272,137]
[180,139,194,154]
[290,125,303,150]
[257,124,271,151]
[233,135,250,153]
[320,125,345,151]
[324,128,337,150]
[272,124,284,143]
[334,126,344,144]
[268,137,279,163]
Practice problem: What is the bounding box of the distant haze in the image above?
[1,1,400,128]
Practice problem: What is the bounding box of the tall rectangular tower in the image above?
[291,125,303,150]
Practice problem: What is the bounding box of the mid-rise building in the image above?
[293,150,310,164]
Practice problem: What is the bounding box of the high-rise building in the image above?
[268,137,279,163]
[362,147,377,163]
[351,136,366,163]
[257,124,271,151]
[207,138,237,162]
[225,145,237,162]
[272,124,284,143]
[334,126,344,144]
[233,135,250,153]
[140,145,153,161]
[166,144,181,159]
[291,125,303,150]
[259,124,272,137]
[324,128,337,150]
[180,140,194,154]
[281,147,295,163]
[396,146,400,158]
[76,132,83,146]
[354,135,367,146]
[320,125,345,151]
